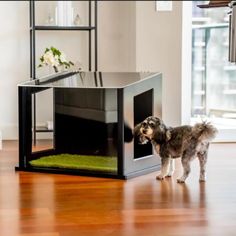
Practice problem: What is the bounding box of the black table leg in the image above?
[18,86,32,169]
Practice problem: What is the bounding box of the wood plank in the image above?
[0,141,236,235]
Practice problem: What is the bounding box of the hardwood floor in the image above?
[0,141,236,236]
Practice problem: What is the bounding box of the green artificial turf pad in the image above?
[29,154,117,172]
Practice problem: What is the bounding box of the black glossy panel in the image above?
[55,114,118,157]
[54,88,118,157]
[133,89,153,159]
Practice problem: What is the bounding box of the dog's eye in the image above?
[150,123,155,128]
[142,122,147,126]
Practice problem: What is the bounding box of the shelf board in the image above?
[194,41,206,47]
[194,66,205,71]
[31,26,96,31]
[193,106,205,110]
[35,126,53,133]
[223,89,236,95]
[223,65,236,71]
[194,90,205,95]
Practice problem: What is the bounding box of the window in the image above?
[191,1,236,136]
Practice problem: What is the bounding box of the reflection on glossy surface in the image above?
[32,88,54,152]
[19,71,159,89]
[32,139,53,152]
[55,88,118,123]
[55,114,118,157]
[133,89,153,159]
[54,86,119,157]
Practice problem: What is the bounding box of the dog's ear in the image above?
[153,117,164,126]
[153,123,169,143]
[153,130,166,143]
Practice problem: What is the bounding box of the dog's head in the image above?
[134,116,170,144]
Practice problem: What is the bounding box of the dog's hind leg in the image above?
[167,159,175,177]
[177,155,194,183]
[156,157,171,180]
[197,144,209,182]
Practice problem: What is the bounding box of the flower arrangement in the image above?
[38,46,74,73]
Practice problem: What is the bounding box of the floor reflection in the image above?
[122,174,208,233]
[1,141,236,235]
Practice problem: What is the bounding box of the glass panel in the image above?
[35,1,89,27]
[192,1,236,132]
[192,27,206,116]
[32,88,54,152]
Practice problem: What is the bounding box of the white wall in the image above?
[0,2,29,139]
[98,1,136,72]
[0,1,188,140]
[0,1,137,140]
[135,1,183,126]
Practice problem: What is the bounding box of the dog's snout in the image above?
[142,129,147,134]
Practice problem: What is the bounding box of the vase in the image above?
[74,14,81,26]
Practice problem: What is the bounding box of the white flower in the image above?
[60,53,67,63]
[38,47,74,72]
[43,51,59,67]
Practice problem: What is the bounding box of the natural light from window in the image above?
[191,1,236,141]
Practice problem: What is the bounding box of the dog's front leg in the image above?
[156,157,170,180]
[167,159,175,177]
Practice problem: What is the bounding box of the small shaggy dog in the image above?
[134,117,217,183]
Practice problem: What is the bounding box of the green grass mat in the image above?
[29,154,117,172]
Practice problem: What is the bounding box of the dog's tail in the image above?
[192,122,218,142]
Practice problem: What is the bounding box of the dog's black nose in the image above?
[142,129,147,134]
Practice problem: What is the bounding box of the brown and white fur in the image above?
[134,117,217,183]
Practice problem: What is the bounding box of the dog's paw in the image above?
[177,177,186,183]
[156,175,165,180]
[199,174,206,182]
[166,172,174,177]
[199,177,206,182]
